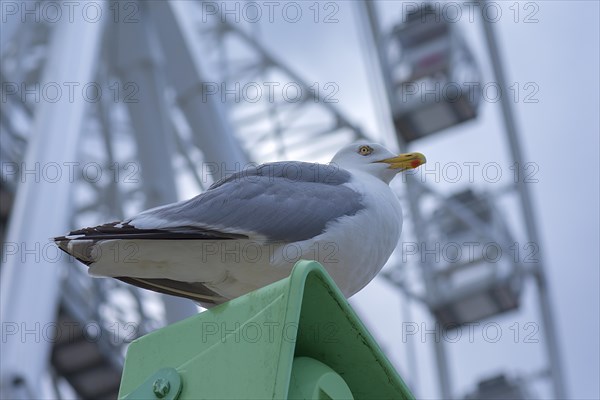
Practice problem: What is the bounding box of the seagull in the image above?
[55,143,425,307]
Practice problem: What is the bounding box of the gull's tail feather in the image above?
[116,277,226,308]
[55,238,95,265]
[53,221,231,307]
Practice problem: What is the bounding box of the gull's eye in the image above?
[358,145,373,156]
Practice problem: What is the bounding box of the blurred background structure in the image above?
[1,1,598,399]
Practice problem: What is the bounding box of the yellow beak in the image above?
[376,152,427,171]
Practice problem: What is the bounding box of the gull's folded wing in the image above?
[53,161,365,305]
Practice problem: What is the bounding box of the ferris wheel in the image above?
[0,1,566,399]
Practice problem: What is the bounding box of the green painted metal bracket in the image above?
[118,260,414,400]
[123,368,182,400]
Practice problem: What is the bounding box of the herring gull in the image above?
[55,143,425,307]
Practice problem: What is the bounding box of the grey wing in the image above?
[53,162,364,305]
[129,161,365,242]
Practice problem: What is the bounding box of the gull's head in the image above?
[331,142,426,184]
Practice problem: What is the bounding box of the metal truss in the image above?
[187,0,368,163]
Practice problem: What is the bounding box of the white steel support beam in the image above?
[0,2,106,397]
[114,7,178,208]
[477,2,567,397]
[113,5,198,322]
[147,1,249,180]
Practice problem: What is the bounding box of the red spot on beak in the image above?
[411,160,421,168]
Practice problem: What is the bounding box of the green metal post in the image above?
[118,260,414,400]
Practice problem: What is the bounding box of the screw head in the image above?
[152,378,171,398]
